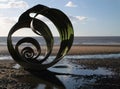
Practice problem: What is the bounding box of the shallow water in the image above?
[1,54,120,89]
[12,57,117,89]
[49,59,114,76]
[1,53,120,60]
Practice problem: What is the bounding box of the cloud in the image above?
[65,1,77,7]
[76,16,88,21]
[0,16,17,24]
[0,15,17,36]
[0,0,16,2]
[69,16,88,23]
[0,0,29,9]
[0,0,8,2]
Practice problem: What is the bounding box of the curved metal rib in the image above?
[7,4,74,71]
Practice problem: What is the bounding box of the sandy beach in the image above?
[0,45,120,89]
[1,45,120,55]
[69,45,120,55]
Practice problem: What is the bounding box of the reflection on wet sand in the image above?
[15,70,120,89]
[16,70,66,89]
[14,58,120,89]
[0,57,120,89]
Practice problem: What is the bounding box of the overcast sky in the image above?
[0,0,120,36]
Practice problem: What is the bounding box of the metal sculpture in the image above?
[7,4,74,71]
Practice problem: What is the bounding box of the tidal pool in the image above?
[15,58,117,89]
[2,54,120,89]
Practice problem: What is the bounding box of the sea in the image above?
[0,36,120,60]
[1,36,120,46]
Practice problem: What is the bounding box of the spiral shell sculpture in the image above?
[7,4,74,71]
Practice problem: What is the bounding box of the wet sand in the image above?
[0,59,120,89]
[0,45,120,89]
[69,45,120,55]
[1,45,120,55]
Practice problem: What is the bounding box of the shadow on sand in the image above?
[13,69,120,89]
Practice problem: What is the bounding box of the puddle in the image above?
[49,59,114,76]
[11,58,116,89]
[35,59,115,89]
[2,55,120,89]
